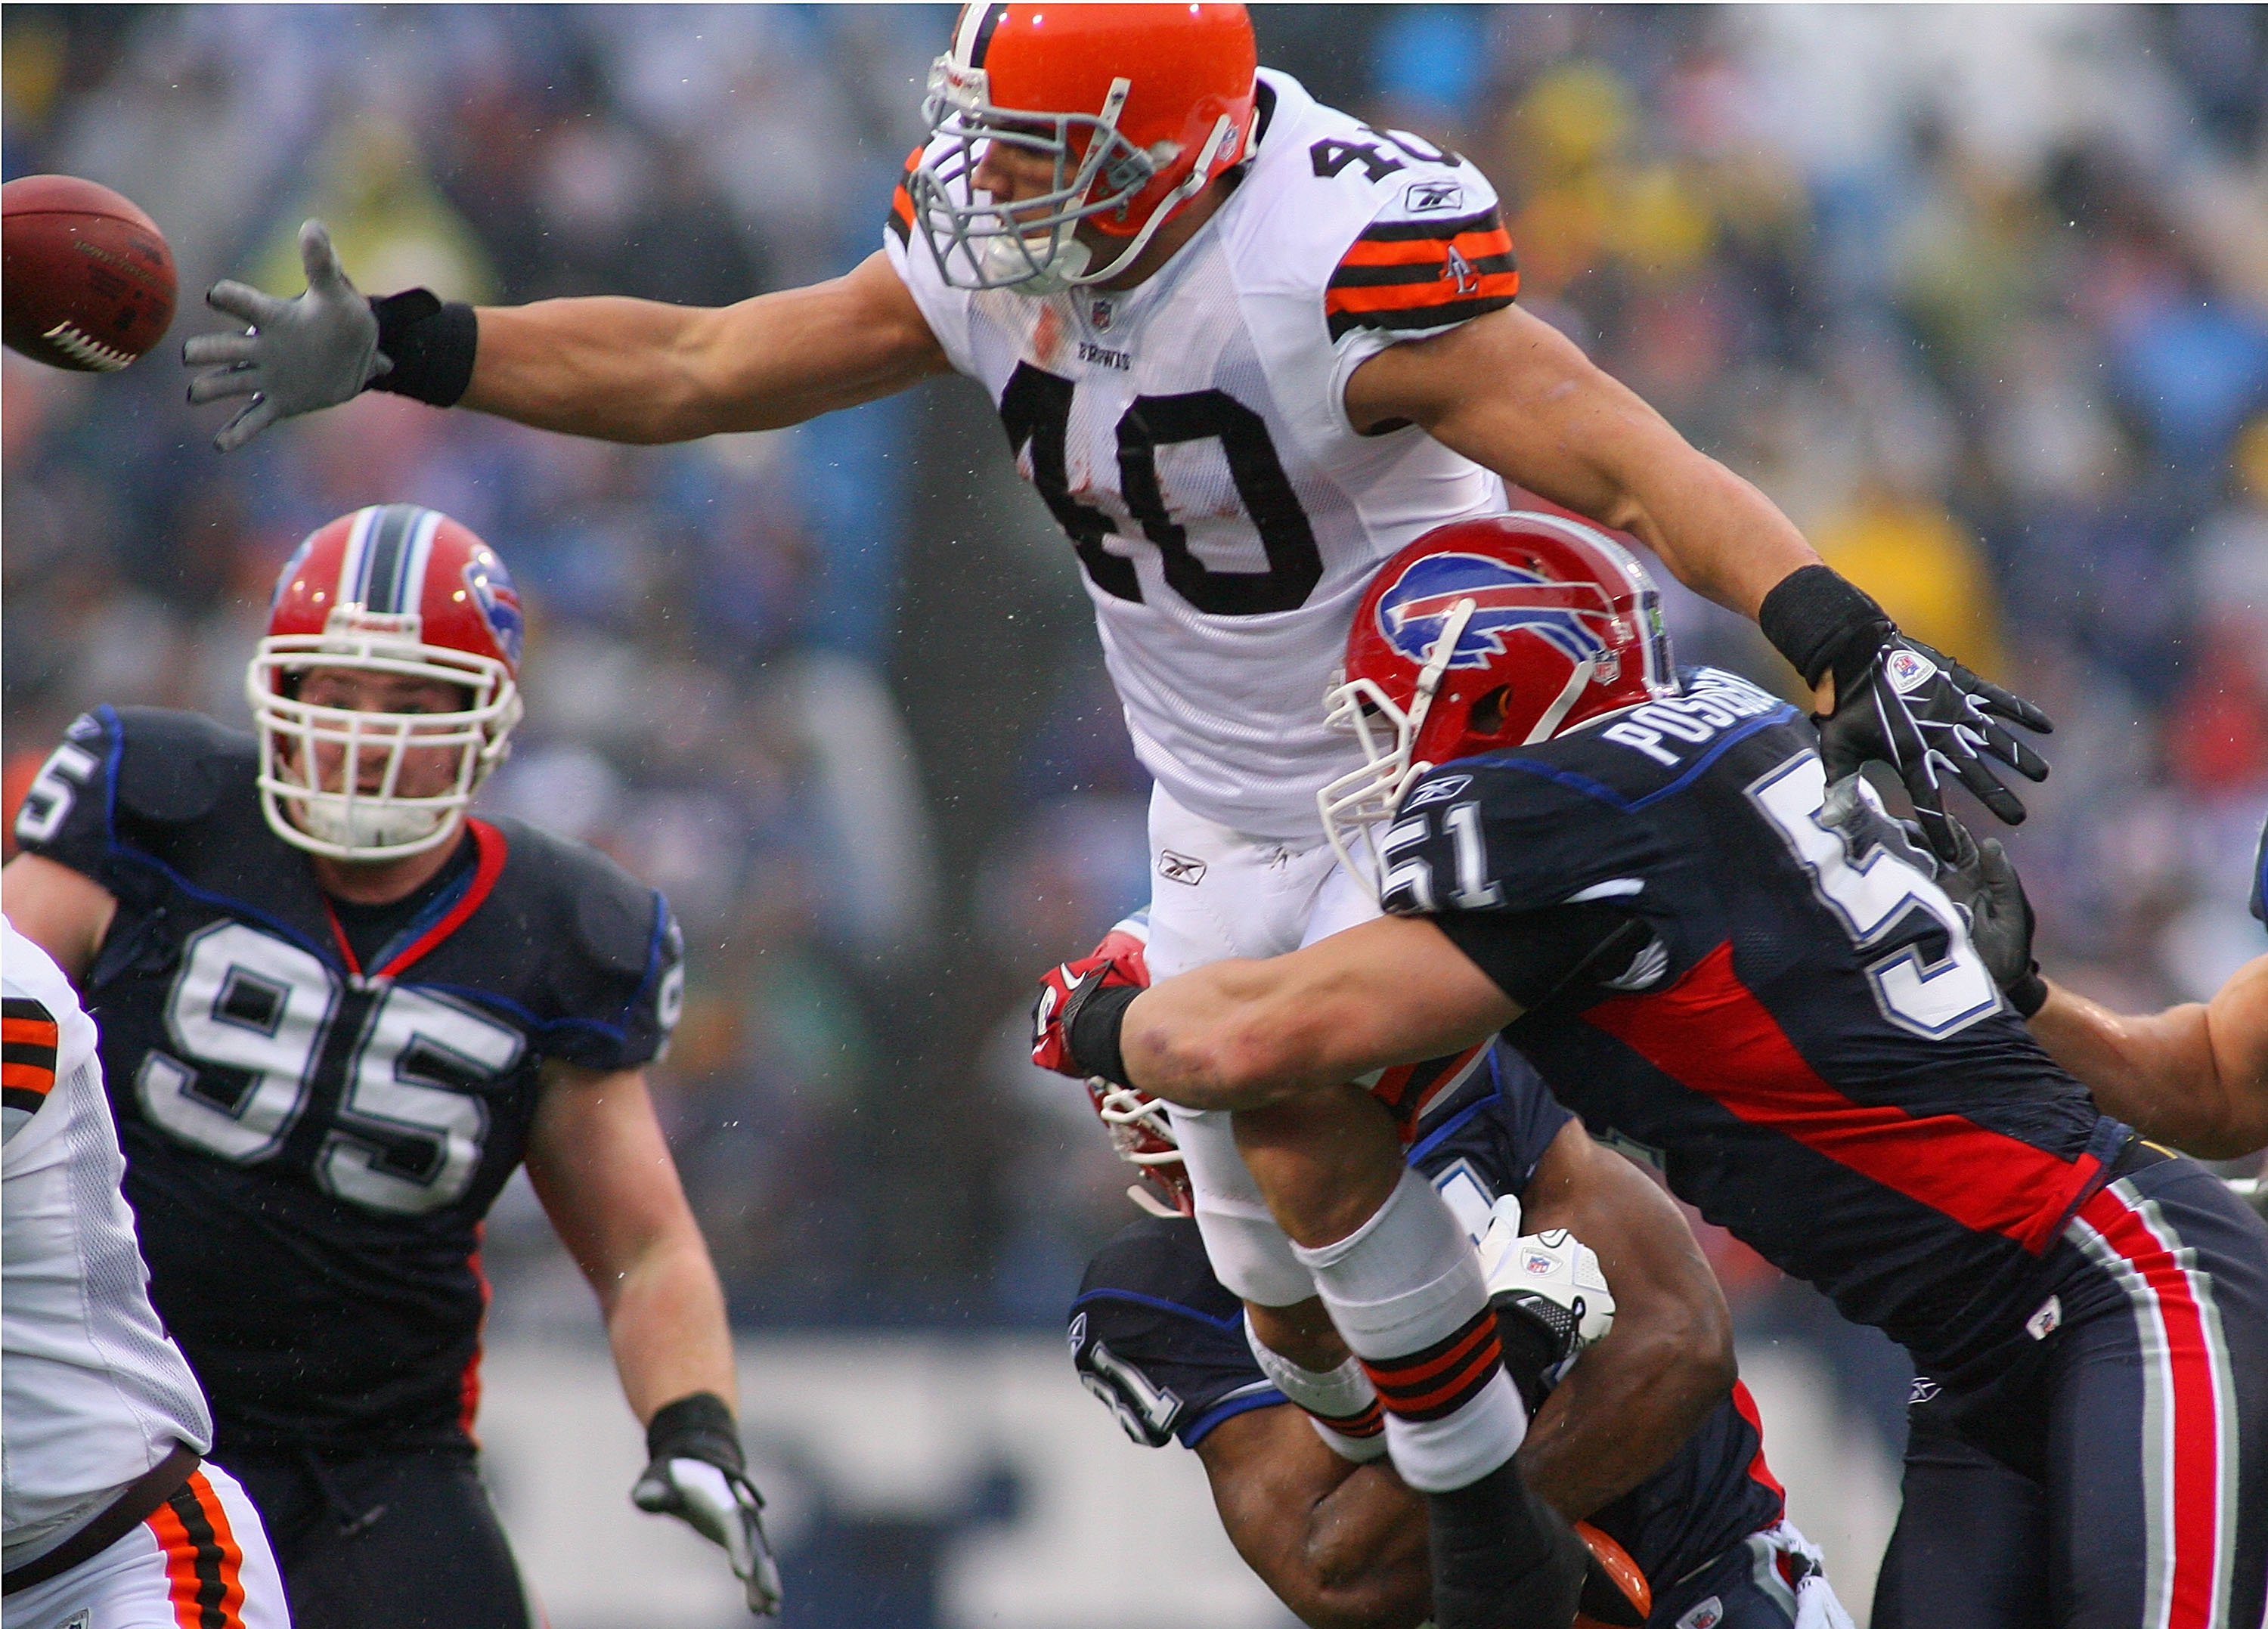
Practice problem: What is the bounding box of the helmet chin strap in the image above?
[1523,655,1600,745]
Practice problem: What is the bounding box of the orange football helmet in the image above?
[912,2,1258,293]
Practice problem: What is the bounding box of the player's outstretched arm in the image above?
[0,853,119,987]
[185,223,950,451]
[2029,959,2268,1160]
[1111,917,1519,1112]
[1511,1122,1735,1520]
[1197,1406,1430,1629]
[463,250,951,442]
[527,1061,783,1615]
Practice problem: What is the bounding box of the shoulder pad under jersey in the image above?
[471,816,684,1070]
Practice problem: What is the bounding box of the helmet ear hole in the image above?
[1471,685,1512,736]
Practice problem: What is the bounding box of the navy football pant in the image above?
[1874,1155,2268,1629]
[218,1448,534,1629]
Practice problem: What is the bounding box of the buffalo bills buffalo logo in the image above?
[1377,552,1616,671]
[463,552,525,666]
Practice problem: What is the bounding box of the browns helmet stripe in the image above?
[953,2,1009,69]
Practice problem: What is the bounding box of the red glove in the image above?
[1031,914,1151,1078]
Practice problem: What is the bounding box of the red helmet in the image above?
[247,504,525,861]
[1320,513,1673,884]
[912,2,1257,292]
[1071,911,1194,1218]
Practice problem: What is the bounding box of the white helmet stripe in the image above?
[952,2,1005,68]
[337,505,382,609]
[398,506,443,620]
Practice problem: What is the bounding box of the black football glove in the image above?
[1819,632,2053,863]
[1930,817,2049,1017]
[630,1393,783,1617]
[1760,566,2051,863]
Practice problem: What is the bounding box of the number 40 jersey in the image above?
[14,707,683,1457]
[888,69,1517,838]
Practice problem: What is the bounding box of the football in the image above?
[2,174,176,373]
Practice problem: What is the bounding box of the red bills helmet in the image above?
[247,504,525,861]
[1072,911,1194,1218]
[912,2,1257,293]
[1320,513,1674,886]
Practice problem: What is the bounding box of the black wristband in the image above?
[1067,982,1140,1086]
[367,290,478,407]
[1758,565,1894,693]
[2006,963,2050,1020]
[646,1391,744,1473]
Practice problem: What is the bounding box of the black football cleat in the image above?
[1424,1456,1586,1629]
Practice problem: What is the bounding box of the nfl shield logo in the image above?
[1089,298,1114,333]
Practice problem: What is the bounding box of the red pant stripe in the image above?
[2070,1181,2239,1629]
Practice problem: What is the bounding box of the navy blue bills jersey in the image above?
[1383,667,2128,1380]
[1070,1045,1783,1593]
[13,707,683,1454]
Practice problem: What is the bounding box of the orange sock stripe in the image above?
[1308,1397,1387,1436]
[1365,1314,1498,1391]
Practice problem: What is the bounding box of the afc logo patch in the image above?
[1157,850,1207,887]
[1884,646,1938,695]
[1676,1599,1724,1629]
[1405,179,1463,213]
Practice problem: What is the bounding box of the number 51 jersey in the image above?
[888,68,1517,838]
[14,707,684,1455]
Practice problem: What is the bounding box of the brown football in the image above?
[3,175,176,373]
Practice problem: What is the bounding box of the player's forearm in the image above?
[1202,1415,1429,1629]
[2032,973,2268,1160]
[1596,442,1820,621]
[462,273,940,444]
[1123,966,1340,1110]
[1294,1466,1432,1629]
[1517,1308,1733,1522]
[600,1231,739,1422]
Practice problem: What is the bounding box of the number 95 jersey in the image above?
[14,707,684,1455]
[887,69,1517,837]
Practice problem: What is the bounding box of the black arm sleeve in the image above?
[1430,904,1651,1014]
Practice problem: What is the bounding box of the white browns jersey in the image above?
[888,70,1521,836]
[3,918,212,1573]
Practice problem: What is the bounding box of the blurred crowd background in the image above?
[5,6,2266,1621]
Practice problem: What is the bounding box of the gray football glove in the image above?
[630,1395,783,1617]
[182,220,387,452]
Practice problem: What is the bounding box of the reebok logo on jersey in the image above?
[1157,850,1207,886]
[1908,1376,1941,1404]
[1885,647,1938,695]
[1403,775,1470,809]
[1405,179,1463,213]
